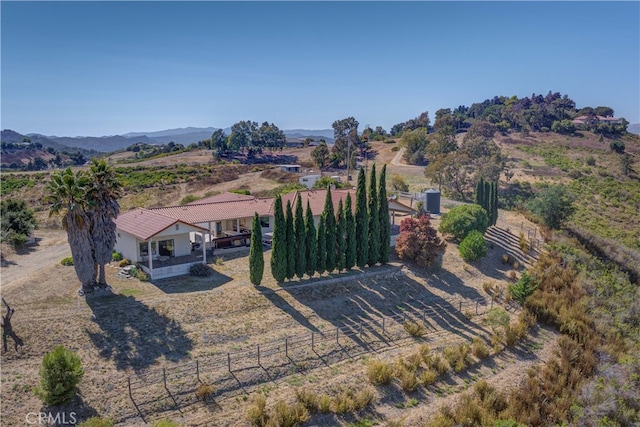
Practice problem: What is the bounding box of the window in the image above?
[175,224,180,230]
[139,241,157,257]
[260,216,270,228]
[158,239,175,257]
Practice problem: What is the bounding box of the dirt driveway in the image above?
[1,229,70,292]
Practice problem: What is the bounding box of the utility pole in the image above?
[346,132,351,181]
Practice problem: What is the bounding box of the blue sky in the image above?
[2,1,639,136]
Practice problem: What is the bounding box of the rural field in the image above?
[1,131,639,426]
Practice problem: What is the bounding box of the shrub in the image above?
[111,251,123,262]
[36,345,84,406]
[396,365,419,392]
[269,400,309,427]
[501,253,511,264]
[189,263,213,277]
[332,387,374,413]
[429,354,450,375]
[367,359,394,385]
[295,388,319,412]
[60,256,74,266]
[180,194,201,205]
[518,232,529,253]
[459,230,487,262]
[318,394,332,413]
[509,271,538,305]
[610,140,625,153]
[443,343,471,372]
[130,267,149,282]
[215,256,224,265]
[118,258,130,267]
[472,337,491,359]
[247,394,268,427]
[526,185,576,229]
[482,281,495,295]
[420,369,438,385]
[195,383,215,401]
[78,417,114,427]
[403,321,426,337]
[439,204,489,241]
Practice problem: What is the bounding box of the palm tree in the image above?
[45,168,96,294]
[88,159,122,286]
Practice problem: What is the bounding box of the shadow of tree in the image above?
[86,293,193,372]
[151,269,233,294]
[257,286,320,333]
[42,394,99,426]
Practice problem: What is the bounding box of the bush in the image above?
[152,421,179,427]
[509,271,538,305]
[526,185,576,229]
[78,417,114,427]
[118,258,130,267]
[367,359,394,385]
[443,343,471,373]
[458,230,487,262]
[111,251,123,262]
[36,345,84,406]
[439,204,489,241]
[269,400,309,427]
[610,140,625,153]
[189,263,213,277]
[318,394,332,413]
[420,369,438,385]
[60,257,74,266]
[195,383,214,401]
[585,155,596,166]
[472,337,490,359]
[295,388,319,412]
[403,321,426,337]
[395,214,445,266]
[396,365,419,392]
[247,394,268,427]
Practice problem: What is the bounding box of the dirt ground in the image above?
[0,173,550,427]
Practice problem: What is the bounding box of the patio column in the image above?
[208,222,213,249]
[236,218,240,232]
[147,239,154,279]
[201,232,206,264]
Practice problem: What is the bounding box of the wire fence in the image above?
[124,293,502,422]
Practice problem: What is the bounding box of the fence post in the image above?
[476,300,479,315]
[227,352,231,372]
[311,332,314,352]
[196,359,200,383]
[459,300,462,312]
[257,345,260,367]
[382,318,385,334]
[285,338,289,359]
[162,368,167,389]
[336,327,339,345]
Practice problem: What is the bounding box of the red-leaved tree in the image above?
[395,214,445,266]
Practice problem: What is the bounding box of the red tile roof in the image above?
[187,192,255,205]
[280,188,357,216]
[150,198,275,224]
[115,208,208,240]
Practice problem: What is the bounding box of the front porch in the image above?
[140,253,207,281]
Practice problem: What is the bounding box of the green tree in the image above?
[331,117,361,168]
[88,159,122,286]
[336,199,346,271]
[344,193,357,270]
[294,196,307,279]
[458,230,487,262]
[439,204,489,241]
[491,181,499,226]
[311,141,330,169]
[210,129,227,155]
[526,185,576,229]
[390,174,409,193]
[378,164,390,264]
[270,195,287,282]
[312,176,342,190]
[45,168,96,294]
[323,187,337,272]
[367,164,380,266]
[285,200,295,280]
[355,168,369,267]
[305,200,317,276]
[316,215,326,275]
[508,271,538,305]
[36,345,84,406]
[400,127,429,165]
[249,213,264,286]
[0,198,37,246]
[475,177,485,208]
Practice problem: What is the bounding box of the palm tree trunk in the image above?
[65,213,96,293]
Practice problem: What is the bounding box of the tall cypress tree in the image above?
[305,200,317,277]
[378,164,390,264]
[323,187,336,272]
[355,167,369,267]
[486,182,494,229]
[249,212,264,286]
[270,195,287,282]
[345,193,356,270]
[294,195,306,279]
[336,198,346,271]
[492,182,499,226]
[475,177,485,207]
[316,215,326,275]
[367,164,380,266]
[285,200,295,280]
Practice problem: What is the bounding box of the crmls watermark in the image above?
[25,412,77,425]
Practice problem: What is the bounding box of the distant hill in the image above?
[628,123,640,135]
[2,130,69,151]
[48,134,158,152]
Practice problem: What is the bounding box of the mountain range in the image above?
[1,127,335,153]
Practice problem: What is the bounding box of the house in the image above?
[572,115,621,127]
[299,174,322,189]
[279,164,301,173]
[280,188,357,228]
[114,209,209,280]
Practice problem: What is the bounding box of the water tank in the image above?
[425,189,441,214]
